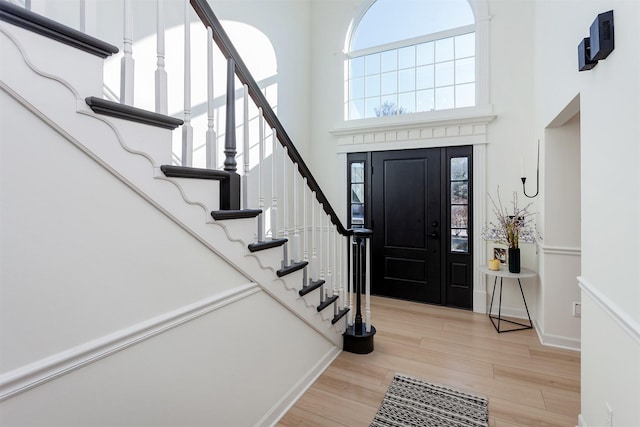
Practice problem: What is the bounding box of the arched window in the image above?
[346,0,477,120]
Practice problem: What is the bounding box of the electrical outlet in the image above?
[605,402,613,427]
[572,302,582,317]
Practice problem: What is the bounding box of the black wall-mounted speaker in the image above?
[589,10,614,61]
[578,38,598,71]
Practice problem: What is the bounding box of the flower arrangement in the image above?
[482,188,535,249]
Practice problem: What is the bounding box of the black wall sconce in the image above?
[578,10,614,72]
[521,140,540,198]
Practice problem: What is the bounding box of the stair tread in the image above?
[317,295,339,312]
[332,307,350,324]
[161,165,229,180]
[86,97,183,129]
[248,238,288,253]
[276,261,308,278]
[299,279,324,296]
[0,2,118,58]
[211,209,262,220]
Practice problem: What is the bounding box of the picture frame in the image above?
[493,247,507,264]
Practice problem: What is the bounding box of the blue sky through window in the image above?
[351,0,474,51]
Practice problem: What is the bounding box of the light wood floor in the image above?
[278,295,580,427]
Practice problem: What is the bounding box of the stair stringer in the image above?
[0,24,347,346]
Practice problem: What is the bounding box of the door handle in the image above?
[428,230,439,239]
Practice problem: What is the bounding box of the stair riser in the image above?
[155,173,221,213]
[0,21,106,99]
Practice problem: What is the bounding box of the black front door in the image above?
[367,146,473,308]
[371,148,443,304]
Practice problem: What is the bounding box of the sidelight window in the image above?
[450,157,469,252]
[349,158,366,228]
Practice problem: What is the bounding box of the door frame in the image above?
[344,143,487,313]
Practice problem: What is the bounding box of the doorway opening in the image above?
[347,146,473,309]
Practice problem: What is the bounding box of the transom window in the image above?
[345,0,476,120]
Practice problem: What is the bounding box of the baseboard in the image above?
[0,283,261,402]
[258,346,342,427]
[533,319,581,351]
[578,413,587,427]
[473,289,487,314]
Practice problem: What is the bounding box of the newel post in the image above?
[343,228,376,354]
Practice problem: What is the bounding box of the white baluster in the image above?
[365,237,372,333]
[120,0,135,105]
[81,0,97,36]
[205,26,216,169]
[155,0,167,114]
[302,179,309,286]
[271,130,278,240]
[257,111,265,242]
[292,164,300,263]
[25,0,31,10]
[282,146,289,267]
[318,204,324,281]
[310,192,317,283]
[242,85,249,209]
[80,0,86,32]
[181,0,192,166]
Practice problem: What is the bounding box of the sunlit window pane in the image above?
[350,57,365,78]
[435,38,454,62]
[455,58,475,84]
[382,50,397,73]
[399,45,416,69]
[398,68,415,92]
[351,162,364,182]
[352,183,365,203]
[455,33,475,58]
[435,86,454,110]
[381,94,398,111]
[382,72,397,95]
[417,42,434,66]
[435,61,454,87]
[366,53,381,74]
[349,99,365,119]
[365,97,381,118]
[350,77,365,99]
[398,92,415,113]
[450,157,468,180]
[416,89,435,112]
[417,65,435,90]
[455,83,475,107]
[365,75,381,97]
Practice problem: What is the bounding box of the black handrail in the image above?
[190,0,350,236]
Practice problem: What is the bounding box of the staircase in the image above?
[0,1,372,425]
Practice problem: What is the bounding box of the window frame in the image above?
[345,5,478,121]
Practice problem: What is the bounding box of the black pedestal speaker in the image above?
[589,10,614,61]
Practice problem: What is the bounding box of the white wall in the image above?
[533,0,640,425]
[306,0,540,316]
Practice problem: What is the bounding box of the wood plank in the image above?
[277,297,581,426]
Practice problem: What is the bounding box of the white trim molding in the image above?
[260,346,342,426]
[578,276,640,344]
[533,320,581,352]
[0,283,262,402]
[537,243,581,257]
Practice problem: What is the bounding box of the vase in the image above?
[508,248,521,273]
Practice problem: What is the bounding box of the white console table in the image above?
[479,265,537,333]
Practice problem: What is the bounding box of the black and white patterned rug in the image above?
[370,374,489,427]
